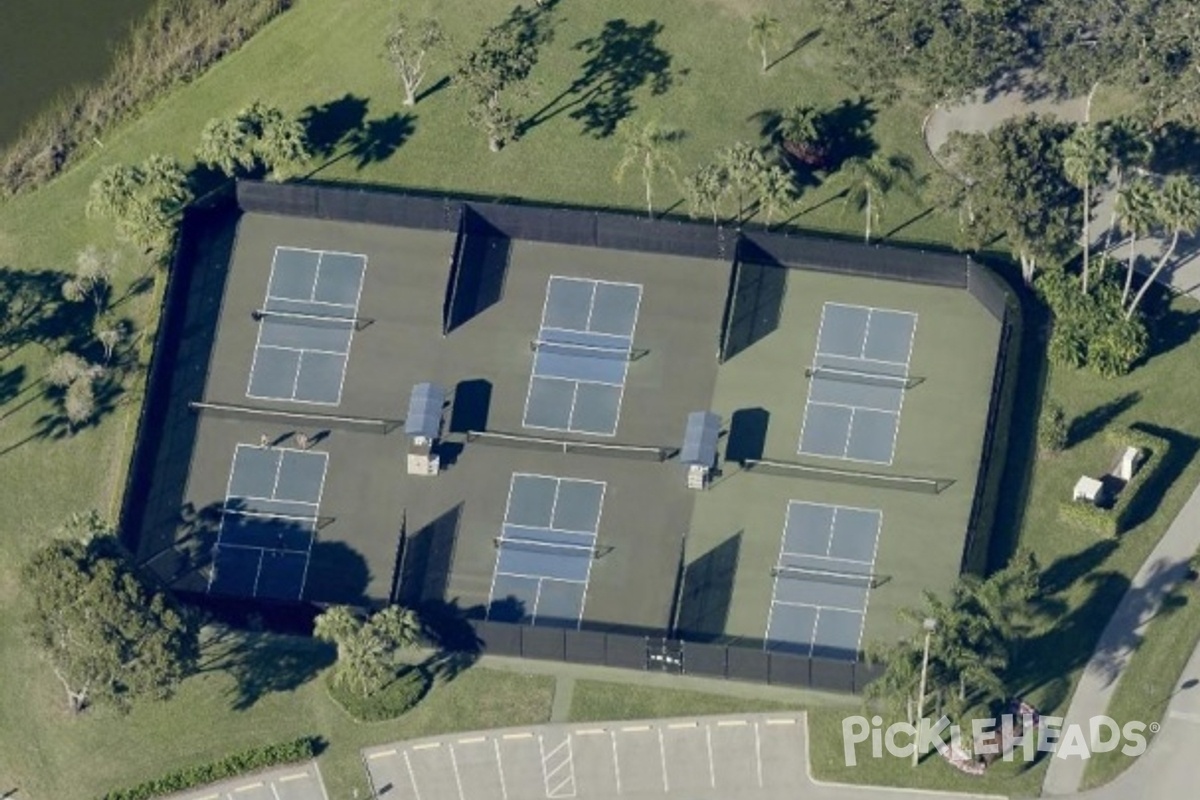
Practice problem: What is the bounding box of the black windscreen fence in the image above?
[738,231,970,287]
[720,243,789,362]
[238,181,320,217]
[443,207,512,333]
[463,618,880,693]
[967,260,1011,321]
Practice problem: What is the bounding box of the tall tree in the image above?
[1126,175,1200,318]
[682,163,728,224]
[1100,115,1154,254]
[385,16,446,106]
[456,5,553,152]
[88,155,192,255]
[839,153,911,243]
[1061,124,1110,293]
[748,13,781,74]
[756,163,797,227]
[22,529,197,713]
[1115,177,1160,305]
[62,246,117,318]
[613,120,680,217]
[717,142,771,223]
[937,116,1080,284]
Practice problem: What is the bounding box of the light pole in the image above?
[913,617,937,767]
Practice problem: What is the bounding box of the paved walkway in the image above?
[925,79,1200,797]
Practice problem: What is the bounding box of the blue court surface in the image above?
[208,444,328,600]
[487,472,607,628]
[765,500,882,660]
[798,302,917,465]
[523,276,642,436]
[247,246,368,405]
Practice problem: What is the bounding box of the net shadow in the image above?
[444,207,512,333]
[395,503,462,607]
[720,240,788,362]
[675,532,741,640]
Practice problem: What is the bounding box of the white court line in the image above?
[313,758,331,800]
[448,743,466,800]
[487,474,523,618]
[256,342,352,357]
[706,724,716,787]
[772,598,867,615]
[530,577,544,625]
[860,308,873,359]
[212,542,311,556]
[403,751,422,800]
[573,479,607,629]
[494,739,509,800]
[209,446,254,593]
[531,354,627,388]
[276,245,367,258]
[657,727,669,792]
[231,492,320,508]
[841,406,857,458]
[824,301,919,321]
[806,607,821,658]
[494,569,587,585]
[565,382,582,436]
[292,450,329,601]
[825,506,839,557]
[310,251,325,303]
[539,324,630,346]
[249,549,266,598]
[886,312,920,464]
[608,283,643,440]
[367,749,397,760]
[610,731,622,794]
[782,550,874,566]
[754,722,763,787]
[855,511,886,654]
[265,293,357,309]
[815,349,909,367]
[584,280,598,330]
[807,396,902,415]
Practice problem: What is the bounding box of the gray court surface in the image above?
[208,443,328,600]
[488,472,606,627]
[797,302,917,465]
[765,501,882,660]
[363,714,813,800]
[247,246,368,405]
[168,761,328,800]
[523,276,643,436]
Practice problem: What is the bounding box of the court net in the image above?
[495,536,598,559]
[252,307,374,331]
[806,366,921,390]
[467,430,673,462]
[771,564,883,589]
[741,458,949,494]
[530,339,632,361]
[189,400,401,434]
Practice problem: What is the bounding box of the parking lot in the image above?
[363,714,809,800]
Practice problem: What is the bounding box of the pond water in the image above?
[0,0,156,147]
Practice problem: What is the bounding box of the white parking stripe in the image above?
[458,736,486,744]
[404,751,422,800]
[279,772,310,782]
[658,727,669,792]
[412,742,441,750]
[448,743,466,800]
[503,732,534,740]
[367,749,397,760]
[717,719,747,727]
[706,724,716,787]
[754,722,764,787]
[494,738,509,800]
[610,731,622,794]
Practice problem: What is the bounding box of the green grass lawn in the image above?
[3,0,1200,796]
[568,680,806,722]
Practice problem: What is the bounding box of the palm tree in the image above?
[840,153,911,243]
[614,120,680,218]
[1115,178,1159,305]
[756,163,796,227]
[1061,125,1109,294]
[682,163,728,224]
[748,14,781,73]
[776,105,828,167]
[1100,115,1153,253]
[1126,175,1200,318]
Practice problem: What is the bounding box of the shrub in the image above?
[1038,400,1068,454]
[1037,267,1147,377]
[1058,499,1118,537]
[326,666,430,722]
[99,736,316,800]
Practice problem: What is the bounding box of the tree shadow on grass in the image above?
[765,28,821,72]
[0,267,79,358]
[0,364,25,406]
[521,18,673,139]
[1067,392,1141,448]
[1120,423,1200,533]
[201,626,335,712]
[1143,287,1200,360]
[299,94,416,173]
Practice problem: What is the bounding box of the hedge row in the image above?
[326,666,430,723]
[1058,427,1169,537]
[99,736,316,800]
